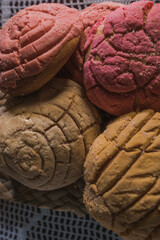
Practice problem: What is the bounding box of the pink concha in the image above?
[0,3,83,91]
[84,1,160,116]
[65,1,124,85]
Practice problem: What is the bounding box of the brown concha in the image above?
[84,109,160,240]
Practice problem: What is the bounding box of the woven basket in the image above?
[0,172,86,217]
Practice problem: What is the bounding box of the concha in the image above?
[84,109,160,240]
[0,78,101,190]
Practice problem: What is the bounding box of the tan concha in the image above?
[0,78,101,190]
[84,109,160,240]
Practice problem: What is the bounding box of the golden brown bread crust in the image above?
[0,78,101,190]
[84,109,160,240]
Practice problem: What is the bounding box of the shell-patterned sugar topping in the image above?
[0,78,101,190]
[84,109,160,240]
[0,3,83,96]
[65,1,123,85]
[84,1,160,116]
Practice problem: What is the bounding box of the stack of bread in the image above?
[1,1,160,239]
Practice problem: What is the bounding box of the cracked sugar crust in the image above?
[84,109,160,240]
[65,2,123,85]
[84,1,160,116]
[0,78,101,190]
[0,3,83,90]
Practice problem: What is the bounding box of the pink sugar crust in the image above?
[83,1,160,116]
[80,2,124,31]
[0,3,83,90]
[67,2,123,85]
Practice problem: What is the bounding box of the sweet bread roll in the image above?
[0,3,83,96]
[0,173,86,217]
[84,1,160,116]
[0,78,101,190]
[84,109,160,240]
[66,2,123,85]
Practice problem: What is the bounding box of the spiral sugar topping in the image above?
[0,78,100,190]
